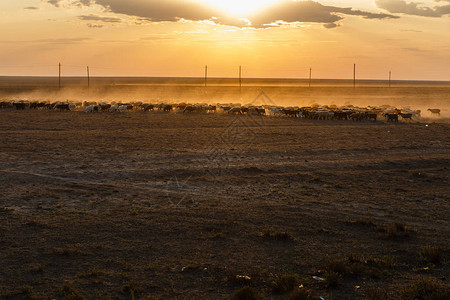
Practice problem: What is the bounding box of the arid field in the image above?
[3,0,450,295]
[0,104,449,299]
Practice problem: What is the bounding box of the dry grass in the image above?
[271,274,299,294]
[420,246,444,264]
[288,288,315,300]
[323,254,396,284]
[400,277,450,300]
[261,227,295,241]
[59,283,84,300]
[381,222,415,239]
[344,218,377,227]
[0,110,448,299]
[232,286,262,300]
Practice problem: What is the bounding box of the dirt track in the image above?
[0,110,449,299]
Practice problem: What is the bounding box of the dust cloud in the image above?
[0,77,449,118]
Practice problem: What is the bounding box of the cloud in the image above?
[0,37,91,44]
[375,0,450,17]
[46,0,94,8]
[249,1,398,28]
[87,23,104,28]
[400,29,423,32]
[95,0,218,22]
[46,0,399,29]
[323,22,339,29]
[78,14,122,23]
[47,0,62,7]
[74,0,93,5]
[24,7,39,10]
[36,37,92,44]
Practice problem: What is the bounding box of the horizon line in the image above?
[0,75,449,83]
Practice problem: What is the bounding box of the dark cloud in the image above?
[375,0,450,17]
[47,0,93,7]
[87,23,104,28]
[24,7,39,10]
[250,1,398,28]
[75,0,93,5]
[47,0,62,7]
[323,22,339,29]
[435,4,450,14]
[78,14,122,23]
[47,0,399,29]
[95,0,218,22]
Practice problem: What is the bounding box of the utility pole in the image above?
[87,66,90,89]
[389,71,391,88]
[239,65,242,92]
[204,65,208,87]
[58,63,61,90]
[309,67,312,88]
[353,63,356,88]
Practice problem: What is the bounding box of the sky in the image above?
[0,0,449,80]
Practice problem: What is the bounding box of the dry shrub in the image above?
[233,286,262,300]
[366,286,392,300]
[420,246,443,264]
[324,254,395,282]
[324,271,341,288]
[400,277,450,300]
[271,274,299,294]
[344,218,377,227]
[382,222,414,239]
[261,227,295,241]
[59,283,84,300]
[325,259,349,276]
[288,287,315,300]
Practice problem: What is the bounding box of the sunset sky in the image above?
[0,0,449,80]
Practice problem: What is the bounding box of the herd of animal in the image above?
[0,100,442,122]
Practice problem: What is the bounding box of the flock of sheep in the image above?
[0,100,441,122]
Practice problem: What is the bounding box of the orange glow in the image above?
[197,0,282,16]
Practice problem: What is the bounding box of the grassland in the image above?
[0,110,449,299]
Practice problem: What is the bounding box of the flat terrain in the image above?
[0,110,449,299]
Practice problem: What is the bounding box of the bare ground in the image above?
[0,110,449,299]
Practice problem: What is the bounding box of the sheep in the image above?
[85,105,100,113]
[427,108,440,116]
[163,104,173,112]
[144,104,155,111]
[398,113,413,121]
[384,113,399,122]
[54,103,70,111]
[228,107,242,115]
[13,102,28,110]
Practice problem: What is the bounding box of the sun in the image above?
[197,0,282,16]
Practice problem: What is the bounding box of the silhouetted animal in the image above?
[398,113,412,121]
[54,104,70,111]
[427,109,440,116]
[100,104,111,111]
[85,105,100,112]
[385,113,398,122]
[228,107,242,115]
[283,109,299,117]
[13,102,28,110]
[144,104,154,111]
